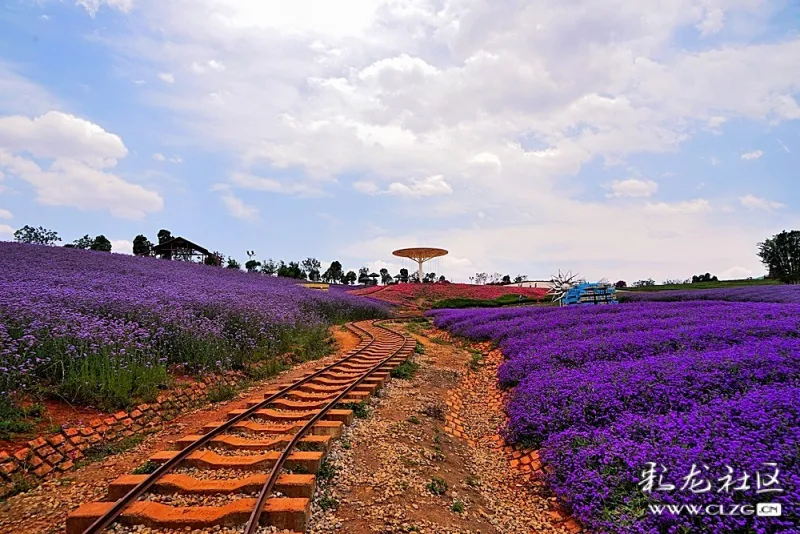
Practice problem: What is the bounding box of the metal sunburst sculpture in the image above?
[547,269,582,306]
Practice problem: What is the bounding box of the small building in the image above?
[506,280,554,289]
[152,236,220,265]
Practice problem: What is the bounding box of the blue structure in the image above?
[563,282,619,305]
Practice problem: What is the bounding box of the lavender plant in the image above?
[0,243,388,411]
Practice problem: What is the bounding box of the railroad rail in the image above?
[66,319,415,534]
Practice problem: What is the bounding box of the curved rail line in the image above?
[67,319,415,534]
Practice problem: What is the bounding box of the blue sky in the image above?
[0,0,798,283]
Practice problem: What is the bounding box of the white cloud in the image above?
[221,193,259,221]
[133,79,146,85]
[0,112,162,219]
[741,150,763,160]
[0,111,127,166]
[192,60,226,74]
[152,152,166,161]
[353,181,379,195]
[387,175,453,197]
[228,172,322,196]
[605,178,659,198]
[168,156,182,163]
[0,224,12,237]
[776,138,791,153]
[0,208,11,219]
[77,0,133,16]
[158,73,175,84]
[110,239,132,254]
[645,199,713,214]
[739,194,785,211]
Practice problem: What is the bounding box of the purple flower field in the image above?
[619,284,800,303]
[428,302,799,533]
[0,242,388,411]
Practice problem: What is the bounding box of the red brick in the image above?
[13,448,31,463]
[79,427,94,437]
[47,434,65,447]
[121,418,134,427]
[89,418,104,428]
[103,417,116,426]
[37,445,56,458]
[27,437,47,450]
[87,434,102,444]
[33,464,53,477]
[64,428,79,438]
[58,460,74,472]
[113,411,128,421]
[136,404,150,412]
[130,410,143,419]
[68,450,83,460]
[27,455,43,468]
[0,451,9,463]
[69,435,84,445]
[45,453,64,466]
[1,462,18,476]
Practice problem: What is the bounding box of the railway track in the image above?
[66,319,415,534]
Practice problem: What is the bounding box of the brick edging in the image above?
[0,370,246,496]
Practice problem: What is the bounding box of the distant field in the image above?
[351,282,547,308]
[625,278,779,292]
[619,283,799,304]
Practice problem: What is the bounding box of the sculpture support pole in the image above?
[418,259,424,282]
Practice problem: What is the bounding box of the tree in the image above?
[226,258,241,270]
[474,272,488,285]
[632,278,656,287]
[205,252,223,266]
[13,225,61,246]
[261,258,278,276]
[322,261,344,283]
[513,275,527,284]
[245,259,262,273]
[90,235,112,252]
[615,280,627,289]
[409,271,420,283]
[72,234,93,249]
[691,273,718,283]
[399,268,409,283]
[357,267,370,285]
[343,271,357,285]
[157,229,172,245]
[758,230,800,284]
[439,275,447,283]
[302,258,322,282]
[379,268,392,285]
[502,274,512,285]
[369,273,380,286]
[133,235,153,256]
[278,261,306,279]
[423,272,436,283]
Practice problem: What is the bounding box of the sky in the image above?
[0,0,798,283]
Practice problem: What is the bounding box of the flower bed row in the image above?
[619,284,800,303]
[428,301,799,533]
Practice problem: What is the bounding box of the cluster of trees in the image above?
[14,225,113,252]
[469,273,528,285]
[758,230,799,284]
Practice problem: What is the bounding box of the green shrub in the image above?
[426,476,448,496]
[318,492,339,511]
[206,383,237,403]
[451,500,465,513]
[390,359,420,379]
[132,461,159,474]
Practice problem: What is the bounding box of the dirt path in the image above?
[308,322,568,534]
[0,328,363,534]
